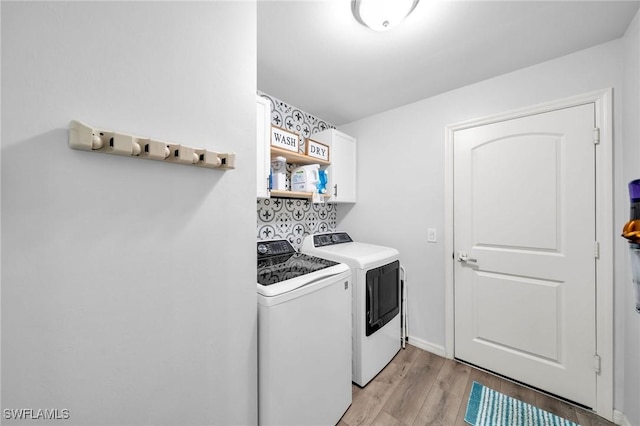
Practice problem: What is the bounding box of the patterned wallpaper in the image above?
[257,92,337,250]
[257,198,337,249]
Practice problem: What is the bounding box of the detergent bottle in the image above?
[270,156,287,191]
[317,169,328,194]
[291,164,320,192]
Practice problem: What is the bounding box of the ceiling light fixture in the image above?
[352,0,420,32]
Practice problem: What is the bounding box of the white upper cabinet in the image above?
[310,129,357,203]
[257,96,271,199]
[257,102,356,203]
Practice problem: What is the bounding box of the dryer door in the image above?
[366,260,400,336]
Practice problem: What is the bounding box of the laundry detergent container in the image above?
[291,164,320,192]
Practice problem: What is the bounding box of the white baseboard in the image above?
[613,410,631,426]
[407,336,447,358]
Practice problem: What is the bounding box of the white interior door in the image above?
[453,104,597,408]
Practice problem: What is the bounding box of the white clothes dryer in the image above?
[302,232,401,387]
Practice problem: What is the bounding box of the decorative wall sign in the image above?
[306,139,330,162]
[271,126,299,153]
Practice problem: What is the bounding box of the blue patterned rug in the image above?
[464,381,580,426]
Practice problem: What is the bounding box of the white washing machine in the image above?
[302,232,401,387]
[257,239,352,426]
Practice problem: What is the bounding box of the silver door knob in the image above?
[457,252,478,264]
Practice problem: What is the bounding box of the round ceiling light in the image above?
[352,0,420,32]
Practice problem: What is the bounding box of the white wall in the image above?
[1,2,257,425]
[340,34,632,410]
[622,10,640,426]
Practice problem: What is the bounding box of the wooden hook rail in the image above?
[68,120,235,170]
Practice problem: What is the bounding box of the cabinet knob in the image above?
[334,184,338,197]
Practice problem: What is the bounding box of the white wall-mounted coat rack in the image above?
[68,120,235,170]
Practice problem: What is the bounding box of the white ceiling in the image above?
[257,0,640,125]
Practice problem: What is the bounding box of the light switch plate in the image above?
[427,228,437,243]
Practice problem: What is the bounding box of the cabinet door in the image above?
[257,96,271,199]
[310,129,357,203]
[329,131,357,203]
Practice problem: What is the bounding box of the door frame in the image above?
[444,89,614,420]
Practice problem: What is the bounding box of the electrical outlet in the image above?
[427,228,437,243]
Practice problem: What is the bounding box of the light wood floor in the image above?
[338,344,615,426]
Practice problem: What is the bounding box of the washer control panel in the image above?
[257,240,296,258]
